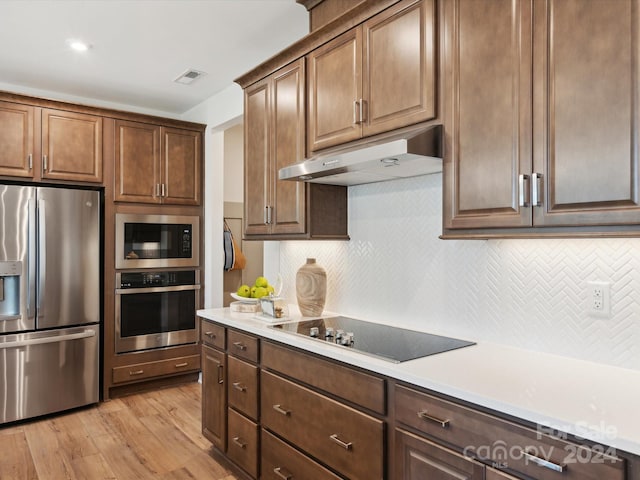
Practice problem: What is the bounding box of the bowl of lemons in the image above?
[231,275,282,303]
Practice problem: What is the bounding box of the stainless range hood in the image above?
[279,124,442,186]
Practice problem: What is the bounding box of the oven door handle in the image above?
[115,284,201,294]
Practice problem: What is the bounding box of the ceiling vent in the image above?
[174,69,207,85]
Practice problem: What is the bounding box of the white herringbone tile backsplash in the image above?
[276,174,640,371]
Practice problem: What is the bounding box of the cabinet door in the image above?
[114,120,161,203]
[0,101,34,178]
[307,27,363,152]
[443,0,533,229]
[533,0,640,226]
[362,0,436,137]
[41,109,102,183]
[244,79,271,236]
[271,59,307,235]
[202,345,227,451]
[395,429,484,480]
[162,127,201,205]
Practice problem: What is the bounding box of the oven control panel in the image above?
[118,270,197,289]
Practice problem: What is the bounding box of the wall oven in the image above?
[115,270,200,353]
[115,213,199,269]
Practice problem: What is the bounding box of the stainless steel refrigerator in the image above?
[0,184,100,424]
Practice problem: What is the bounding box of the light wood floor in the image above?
[0,382,238,480]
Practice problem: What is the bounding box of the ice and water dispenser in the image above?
[0,261,21,319]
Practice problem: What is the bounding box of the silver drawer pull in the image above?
[232,436,247,449]
[273,404,291,416]
[329,433,352,451]
[273,467,293,480]
[417,410,450,428]
[233,341,247,351]
[204,331,216,339]
[129,369,144,376]
[232,382,247,392]
[174,362,189,368]
[521,448,566,473]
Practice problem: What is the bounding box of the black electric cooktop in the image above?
[269,316,475,363]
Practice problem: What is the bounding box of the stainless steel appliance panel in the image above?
[0,185,36,333]
[115,213,199,269]
[36,187,100,329]
[0,324,99,423]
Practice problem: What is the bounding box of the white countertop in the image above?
[197,307,640,457]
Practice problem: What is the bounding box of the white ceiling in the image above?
[0,0,309,116]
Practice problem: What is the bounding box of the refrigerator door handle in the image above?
[0,329,96,349]
[37,199,46,317]
[27,198,37,320]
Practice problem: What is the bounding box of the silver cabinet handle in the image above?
[217,364,224,384]
[204,331,216,339]
[232,436,247,449]
[359,98,366,123]
[42,154,48,172]
[329,433,352,450]
[273,467,293,480]
[28,153,33,170]
[233,341,247,351]
[531,172,541,207]
[267,206,273,224]
[521,448,566,473]
[161,183,166,197]
[264,205,269,224]
[174,362,189,368]
[417,410,450,428]
[353,100,359,124]
[129,370,144,376]
[232,382,247,392]
[518,174,530,207]
[273,404,291,416]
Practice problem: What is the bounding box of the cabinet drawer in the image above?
[261,341,385,414]
[112,355,200,384]
[228,408,259,479]
[395,385,624,480]
[261,370,383,480]
[201,320,225,349]
[261,429,343,480]
[228,355,259,421]
[228,329,259,363]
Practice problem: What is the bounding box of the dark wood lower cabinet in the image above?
[261,429,343,480]
[202,345,226,451]
[199,318,633,480]
[396,428,484,480]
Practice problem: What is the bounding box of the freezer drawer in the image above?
[0,324,99,424]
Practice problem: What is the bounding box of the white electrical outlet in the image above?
[588,281,610,317]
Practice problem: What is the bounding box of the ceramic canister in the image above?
[296,258,326,316]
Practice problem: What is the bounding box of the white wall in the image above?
[275,174,640,372]
[223,124,244,204]
[182,84,244,308]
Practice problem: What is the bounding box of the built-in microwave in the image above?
[115,214,200,269]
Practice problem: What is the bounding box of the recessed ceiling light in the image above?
[67,39,91,52]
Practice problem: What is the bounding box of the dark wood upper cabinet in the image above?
[162,127,201,205]
[533,0,640,226]
[307,0,436,153]
[0,101,35,178]
[114,120,201,205]
[443,0,532,229]
[41,109,103,183]
[444,0,640,233]
[244,59,348,239]
[114,120,161,204]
